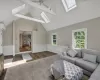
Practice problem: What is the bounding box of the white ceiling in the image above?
[0,0,100,31]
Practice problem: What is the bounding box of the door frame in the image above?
[19,30,33,54]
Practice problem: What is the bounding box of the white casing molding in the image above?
[32,44,47,53]
[3,45,14,56]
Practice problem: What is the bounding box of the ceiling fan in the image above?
[20,0,56,15]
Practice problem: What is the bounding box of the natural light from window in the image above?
[72,28,87,49]
[62,0,77,12]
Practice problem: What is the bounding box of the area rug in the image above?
[4,55,88,80]
[22,53,32,61]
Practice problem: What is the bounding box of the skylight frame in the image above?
[62,0,77,12]
[41,12,50,23]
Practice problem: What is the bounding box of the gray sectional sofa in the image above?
[60,49,100,80]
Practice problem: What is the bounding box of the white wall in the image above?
[3,14,47,56]
[47,44,67,54]
[32,23,47,53]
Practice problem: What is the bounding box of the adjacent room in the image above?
[0,0,100,80]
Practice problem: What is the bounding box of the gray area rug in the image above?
[4,55,88,80]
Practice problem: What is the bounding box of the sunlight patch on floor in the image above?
[4,60,26,69]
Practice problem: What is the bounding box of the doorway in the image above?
[19,31,32,52]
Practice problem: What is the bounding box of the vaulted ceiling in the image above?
[0,0,100,31]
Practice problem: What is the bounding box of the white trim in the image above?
[12,4,25,14]
[13,21,15,56]
[51,33,57,46]
[20,51,32,54]
[47,44,67,54]
[32,44,47,53]
[62,0,77,12]
[19,31,33,53]
[14,14,45,23]
[21,0,56,15]
[72,28,87,49]
[3,45,14,56]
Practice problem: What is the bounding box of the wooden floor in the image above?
[1,51,56,80]
[4,51,56,62]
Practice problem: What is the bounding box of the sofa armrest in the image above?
[89,64,100,80]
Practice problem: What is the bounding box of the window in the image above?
[51,33,57,45]
[72,28,87,49]
[62,0,77,12]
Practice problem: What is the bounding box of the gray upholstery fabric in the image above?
[83,69,92,77]
[89,64,100,80]
[51,60,64,79]
[76,59,98,73]
[97,56,100,63]
[60,55,78,64]
[83,53,97,63]
[82,49,100,63]
[75,49,82,58]
[67,49,77,57]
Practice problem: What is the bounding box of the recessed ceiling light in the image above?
[41,12,50,23]
[62,0,77,12]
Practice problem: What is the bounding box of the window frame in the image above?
[62,0,77,12]
[51,33,57,46]
[72,28,87,49]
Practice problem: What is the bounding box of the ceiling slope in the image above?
[42,0,100,31]
[1,0,100,31]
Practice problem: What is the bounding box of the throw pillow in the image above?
[67,49,77,57]
[83,53,97,63]
[62,52,67,56]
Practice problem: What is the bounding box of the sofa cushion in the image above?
[76,59,98,73]
[82,49,100,63]
[97,56,100,63]
[75,49,82,58]
[89,64,100,80]
[61,55,78,64]
[83,53,97,63]
[67,49,77,57]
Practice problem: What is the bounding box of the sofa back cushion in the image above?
[83,53,97,63]
[82,49,100,63]
[67,49,77,57]
[75,49,82,58]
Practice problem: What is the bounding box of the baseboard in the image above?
[32,44,47,53]
[3,45,14,56]
[47,44,67,54]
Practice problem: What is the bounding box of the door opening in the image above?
[19,31,32,52]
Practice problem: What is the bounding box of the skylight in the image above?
[62,0,77,12]
[41,12,50,23]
